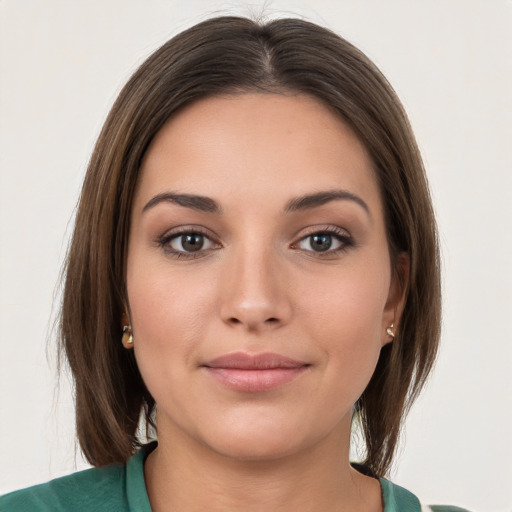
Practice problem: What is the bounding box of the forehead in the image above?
[135,93,381,213]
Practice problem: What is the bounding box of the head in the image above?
[60,16,440,476]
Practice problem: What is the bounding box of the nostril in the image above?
[227,316,279,327]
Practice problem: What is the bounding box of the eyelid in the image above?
[290,225,354,255]
[156,225,221,258]
[291,224,351,242]
[155,224,353,259]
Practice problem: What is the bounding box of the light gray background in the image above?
[1,1,511,511]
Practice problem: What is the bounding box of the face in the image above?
[126,93,404,461]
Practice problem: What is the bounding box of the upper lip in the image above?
[202,352,308,370]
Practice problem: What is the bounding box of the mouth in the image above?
[201,352,310,393]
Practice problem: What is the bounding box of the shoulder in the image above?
[380,479,472,512]
[426,507,472,512]
[380,477,422,511]
[0,443,155,512]
[0,463,128,512]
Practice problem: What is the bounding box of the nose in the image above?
[219,244,292,332]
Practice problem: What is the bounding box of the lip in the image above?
[201,352,310,393]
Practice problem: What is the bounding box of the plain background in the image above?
[1,1,511,511]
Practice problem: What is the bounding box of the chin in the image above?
[207,433,303,462]
[195,413,323,462]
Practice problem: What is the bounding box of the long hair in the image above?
[60,16,441,476]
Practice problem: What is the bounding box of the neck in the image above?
[144,421,382,512]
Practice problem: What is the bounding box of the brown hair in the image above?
[60,16,441,476]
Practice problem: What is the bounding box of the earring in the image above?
[122,325,133,348]
[386,323,395,339]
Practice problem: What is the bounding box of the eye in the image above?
[157,229,220,257]
[295,228,352,254]
[170,233,209,252]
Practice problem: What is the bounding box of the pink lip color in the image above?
[201,352,309,393]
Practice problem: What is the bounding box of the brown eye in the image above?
[180,234,204,252]
[168,232,215,253]
[296,230,352,254]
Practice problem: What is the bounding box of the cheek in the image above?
[299,263,390,340]
[126,260,217,384]
[296,263,390,384]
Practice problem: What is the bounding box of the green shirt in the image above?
[0,444,470,511]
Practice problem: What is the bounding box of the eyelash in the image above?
[156,227,220,259]
[156,225,354,259]
[291,226,354,257]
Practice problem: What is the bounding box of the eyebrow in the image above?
[142,189,370,217]
[284,189,370,216]
[142,193,221,214]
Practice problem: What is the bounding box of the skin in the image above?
[126,93,407,512]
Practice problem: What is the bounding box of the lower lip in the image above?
[203,367,308,392]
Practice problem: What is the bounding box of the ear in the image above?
[121,298,132,328]
[382,252,409,346]
[121,312,130,328]
[121,311,134,349]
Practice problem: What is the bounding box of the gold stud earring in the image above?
[122,325,133,348]
[386,323,395,339]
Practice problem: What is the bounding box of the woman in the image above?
[0,16,470,512]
